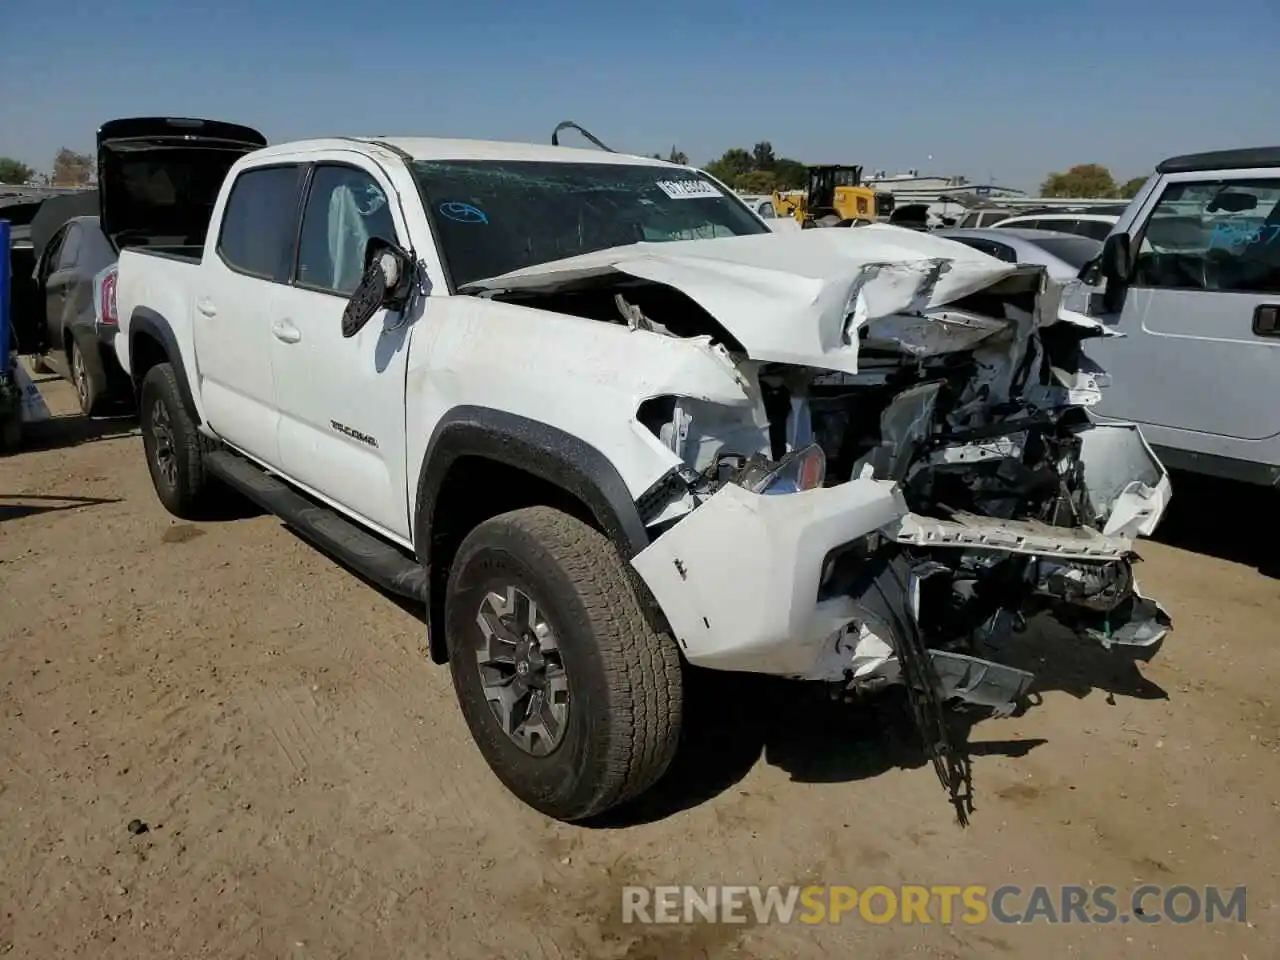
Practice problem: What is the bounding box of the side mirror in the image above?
[1093,231,1134,313]
[1101,231,1133,284]
[341,239,415,339]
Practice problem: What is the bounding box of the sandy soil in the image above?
[1,371,1277,959]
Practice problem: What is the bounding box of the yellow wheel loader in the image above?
[772,165,879,227]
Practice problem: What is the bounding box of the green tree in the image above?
[1040,163,1118,198]
[0,157,34,184]
[773,158,808,190]
[736,170,777,194]
[52,147,94,186]
[667,147,689,165]
[705,147,753,186]
[751,141,776,171]
[1118,176,1147,199]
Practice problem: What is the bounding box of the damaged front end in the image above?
[467,227,1172,815]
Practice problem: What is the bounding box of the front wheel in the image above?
[444,506,683,822]
[139,362,213,519]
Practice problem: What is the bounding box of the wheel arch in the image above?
[414,406,652,664]
[129,308,200,424]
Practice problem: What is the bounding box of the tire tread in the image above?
[452,506,683,819]
[140,362,211,519]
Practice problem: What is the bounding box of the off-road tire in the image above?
[445,506,683,822]
[139,362,212,519]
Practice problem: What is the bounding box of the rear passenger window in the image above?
[950,237,1018,263]
[1077,219,1114,241]
[57,225,83,269]
[295,165,399,295]
[217,165,304,280]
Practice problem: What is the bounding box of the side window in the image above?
[57,225,83,269]
[217,165,305,281]
[759,202,776,219]
[996,218,1028,230]
[40,228,67,281]
[1077,219,1114,241]
[951,237,1019,263]
[295,165,399,296]
[978,212,1007,227]
[1133,178,1280,294]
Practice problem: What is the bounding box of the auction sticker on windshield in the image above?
[656,179,723,200]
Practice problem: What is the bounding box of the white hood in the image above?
[460,225,1042,376]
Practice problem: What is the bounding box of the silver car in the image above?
[932,226,1103,280]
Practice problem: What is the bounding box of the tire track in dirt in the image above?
[2,375,1277,960]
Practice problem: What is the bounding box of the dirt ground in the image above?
[2,370,1277,959]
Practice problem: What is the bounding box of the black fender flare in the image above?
[413,405,651,565]
[129,307,200,424]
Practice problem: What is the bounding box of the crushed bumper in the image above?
[630,477,910,676]
[631,466,1171,712]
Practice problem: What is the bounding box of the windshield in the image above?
[1025,234,1104,269]
[410,159,769,288]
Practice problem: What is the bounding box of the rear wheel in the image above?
[139,362,213,519]
[69,337,106,417]
[444,506,683,821]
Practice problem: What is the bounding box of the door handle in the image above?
[1252,304,1280,338]
[196,299,217,318]
[271,318,302,344]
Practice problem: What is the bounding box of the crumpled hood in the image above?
[460,225,1099,376]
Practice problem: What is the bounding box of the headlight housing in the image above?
[735,442,827,495]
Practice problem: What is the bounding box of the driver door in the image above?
[1088,172,1280,443]
[270,159,414,541]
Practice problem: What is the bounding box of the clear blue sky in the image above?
[2,0,1277,191]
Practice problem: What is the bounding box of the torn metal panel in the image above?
[1070,420,1170,537]
[885,511,1136,559]
[928,651,1036,717]
[862,309,1011,358]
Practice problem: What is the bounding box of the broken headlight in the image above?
[734,442,827,495]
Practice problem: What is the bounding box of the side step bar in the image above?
[205,450,427,602]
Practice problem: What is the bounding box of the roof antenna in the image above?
[551,121,614,152]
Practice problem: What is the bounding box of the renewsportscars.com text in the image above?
[621,884,1247,926]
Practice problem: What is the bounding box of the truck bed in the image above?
[121,244,203,264]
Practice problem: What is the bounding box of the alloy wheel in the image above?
[149,399,178,491]
[474,585,570,756]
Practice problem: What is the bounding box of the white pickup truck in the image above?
[107,133,1173,822]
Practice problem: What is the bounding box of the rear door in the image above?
[36,225,70,339]
[42,222,83,345]
[1088,170,1280,442]
[96,117,266,251]
[192,162,307,466]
